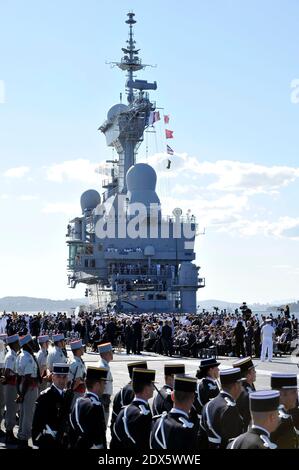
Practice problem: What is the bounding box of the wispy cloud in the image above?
[217,216,299,240]
[3,166,30,178]
[18,195,38,201]
[46,159,109,185]
[147,153,299,196]
[42,202,80,215]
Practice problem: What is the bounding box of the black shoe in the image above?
[5,431,19,445]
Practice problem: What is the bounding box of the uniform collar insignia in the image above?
[260,435,277,449]
[139,404,151,415]
[178,416,194,428]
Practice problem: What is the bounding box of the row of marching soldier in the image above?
[0,331,299,449]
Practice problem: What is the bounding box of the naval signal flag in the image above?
[164,114,170,124]
[165,129,174,139]
[148,111,160,125]
[167,145,174,155]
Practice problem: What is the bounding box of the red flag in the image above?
[164,115,170,124]
[165,129,174,139]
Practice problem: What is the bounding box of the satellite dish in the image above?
[172,207,182,217]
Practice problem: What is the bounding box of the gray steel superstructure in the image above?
[66,12,205,313]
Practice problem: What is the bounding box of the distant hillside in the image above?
[268,300,299,313]
[1,296,298,314]
[0,296,86,312]
[198,299,299,313]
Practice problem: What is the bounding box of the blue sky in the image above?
[0,0,299,303]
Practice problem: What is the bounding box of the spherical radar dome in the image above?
[107,103,129,121]
[80,189,101,213]
[126,163,157,191]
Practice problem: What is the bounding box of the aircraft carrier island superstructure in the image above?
[66,12,205,314]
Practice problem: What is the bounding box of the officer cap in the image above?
[37,335,49,344]
[127,361,147,378]
[232,356,255,376]
[271,373,298,389]
[250,390,280,412]
[98,342,113,354]
[220,367,242,386]
[199,358,220,369]
[19,334,33,347]
[164,364,185,376]
[53,363,70,375]
[132,368,156,385]
[6,334,19,345]
[174,375,197,393]
[86,366,108,382]
[52,333,65,342]
[70,339,84,351]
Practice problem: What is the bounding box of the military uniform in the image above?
[47,346,68,372]
[193,358,220,419]
[196,377,220,411]
[70,391,107,449]
[153,385,173,415]
[200,368,244,448]
[151,408,199,450]
[270,373,299,449]
[151,375,198,451]
[228,426,277,449]
[271,405,299,449]
[110,368,156,450]
[153,364,185,416]
[232,357,257,430]
[17,335,40,445]
[111,361,147,427]
[98,342,113,426]
[236,381,256,430]
[32,363,70,448]
[69,366,108,449]
[228,390,280,449]
[35,335,50,392]
[3,335,19,435]
[111,398,152,450]
[69,340,87,406]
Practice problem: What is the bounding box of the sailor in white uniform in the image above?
[261,318,275,362]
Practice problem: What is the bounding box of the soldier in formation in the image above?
[153,364,185,415]
[270,373,299,449]
[227,391,280,449]
[110,368,155,450]
[232,356,256,429]
[151,374,199,450]
[111,360,147,427]
[97,342,113,426]
[69,366,108,449]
